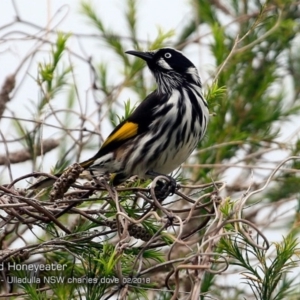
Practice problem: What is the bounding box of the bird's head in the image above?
[126,48,201,94]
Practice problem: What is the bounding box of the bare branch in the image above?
[0,138,60,165]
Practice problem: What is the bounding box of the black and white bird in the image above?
[30,48,209,190]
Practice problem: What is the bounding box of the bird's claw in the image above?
[154,176,177,200]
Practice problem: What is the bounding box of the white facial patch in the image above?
[186,66,201,84]
[157,57,172,70]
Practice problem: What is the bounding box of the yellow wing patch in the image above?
[102,121,138,148]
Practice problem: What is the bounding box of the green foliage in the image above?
[110,99,137,127]
[38,32,72,109]
[11,269,44,300]
[220,233,299,300]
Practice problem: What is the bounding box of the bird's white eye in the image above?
[164,53,172,59]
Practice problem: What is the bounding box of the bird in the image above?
[30,47,209,192]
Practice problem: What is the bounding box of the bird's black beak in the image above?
[126,50,154,61]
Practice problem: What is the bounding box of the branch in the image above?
[0,138,60,165]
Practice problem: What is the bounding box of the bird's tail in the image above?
[28,158,95,190]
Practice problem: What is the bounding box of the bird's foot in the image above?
[154,176,177,200]
[146,171,178,201]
